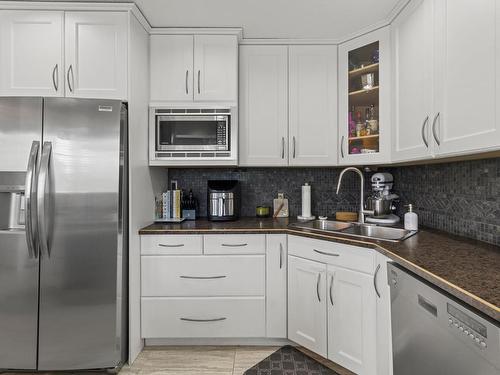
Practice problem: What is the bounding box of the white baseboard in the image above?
[145,337,294,347]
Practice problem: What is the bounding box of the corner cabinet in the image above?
[392,0,500,162]
[150,34,238,104]
[239,44,337,167]
[338,26,391,165]
[287,235,383,375]
[0,10,128,100]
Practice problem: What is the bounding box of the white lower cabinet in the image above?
[288,255,327,357]
[266,234,287,338]
[375,253,393,375]
[142,297,265,338]
[327,266,377,375]
[287,235,389,375]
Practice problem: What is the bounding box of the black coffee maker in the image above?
[207,180,240,221]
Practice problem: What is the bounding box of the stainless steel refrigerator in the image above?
[0,97,128,371]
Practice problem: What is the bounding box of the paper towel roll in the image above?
[301,183,312,218]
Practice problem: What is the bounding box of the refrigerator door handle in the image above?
[25,141,40,259]
[37,141,52,258]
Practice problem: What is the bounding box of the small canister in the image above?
[256,206,270,218]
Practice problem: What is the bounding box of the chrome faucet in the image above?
[336,167,374,224]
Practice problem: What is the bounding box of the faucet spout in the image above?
[336,167,374,224]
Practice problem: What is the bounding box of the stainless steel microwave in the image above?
[149,107,238,166]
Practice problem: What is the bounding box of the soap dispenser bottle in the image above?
[404,204,418,231]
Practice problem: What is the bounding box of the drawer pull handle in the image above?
[180,317,227,323]
[180,275,227,280]
[313,249,340,257]
[316,273,321,302]
[158,243,185,248]
[221,243,248,247]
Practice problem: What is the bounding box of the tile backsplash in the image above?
[168,157,500,246]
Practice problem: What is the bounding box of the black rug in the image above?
[244,346,340,375]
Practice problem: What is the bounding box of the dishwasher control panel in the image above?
[447,303,487,349]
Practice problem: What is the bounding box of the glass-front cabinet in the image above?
[338,26,391,165]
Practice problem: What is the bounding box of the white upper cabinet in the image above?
[0,10,128,100]
[288,45,338,166]
[239,45,288,166]
[64,12,128,100]
[338,27,391,165]
[392,0,434,162]
[150,35,194,102]
[288,255,327,357]
[194,35,238,102]
[150,34,238,104]
[432,0,500,156]
[393,0,500,162]
[327,266,377,375]
[0,11,64,96]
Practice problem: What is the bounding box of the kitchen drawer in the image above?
[204,234,266,254]
[141,235,203,255]
[141,297,266,338]
[141,255,265,297]
[287,235,375,274]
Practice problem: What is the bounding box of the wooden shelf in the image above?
[349,86,379,96]
[348,134,379,141]
[348,86,379,106]
[348,63,379,78]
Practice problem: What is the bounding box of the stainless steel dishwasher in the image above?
[388,263,500,375]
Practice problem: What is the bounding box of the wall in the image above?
[168,157,500,246]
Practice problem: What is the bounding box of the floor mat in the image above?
[243,346,340,375]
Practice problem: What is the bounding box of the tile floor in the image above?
[119,346,353,375]
[3,346,352,375]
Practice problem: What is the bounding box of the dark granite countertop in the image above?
[140,217,500,322]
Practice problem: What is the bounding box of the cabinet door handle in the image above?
[421,116,429,148]
[158,243,184,248]
[221,243,248,247]
[52,64,58,92]
[281,137,285,159]
[197,70,201,94]
[373,264,381,298]
[313,249,340,257]
[279,243,283,269]
[292,136,296,158]
[67,65,74,93]
[329,274,334,306]
[432,112,441,146]
[340,136,345,158]
[180,275,226,280]
[316,273,321,302]
[185,70,189,95]
[180,317,226,323]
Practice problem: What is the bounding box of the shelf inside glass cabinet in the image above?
[347,41,380,155]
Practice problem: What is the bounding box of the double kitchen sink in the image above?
[289,220,417,242]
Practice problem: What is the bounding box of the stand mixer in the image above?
[365,172,400,225]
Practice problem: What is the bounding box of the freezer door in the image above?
[37,98,124,371]
[0,97,42,370]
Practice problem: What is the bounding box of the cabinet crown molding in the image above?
[149,27,243,40]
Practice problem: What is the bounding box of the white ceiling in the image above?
[5,0,404,39]
[135,0,402,39]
